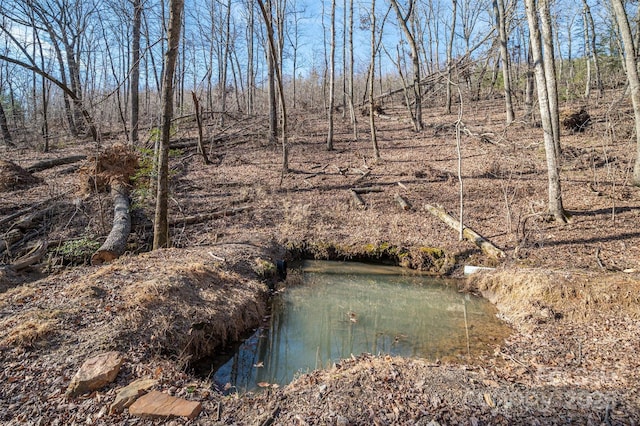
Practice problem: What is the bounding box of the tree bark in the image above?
[91,183,131,265]
[0,100,12,146]
[130,0,142,145]
[26,155,87,173]
[494,0,514,124]
[612,0,640,186]
[257,0,289,175]
[191,91,210,164]
[445,0,457,114]
[524,0,568,222]
[327,0,336,151]
[369,0,380,160]
[539,0,561,156]
[424,204,505,259]
[153,0,184,249]
[389,0,423,131]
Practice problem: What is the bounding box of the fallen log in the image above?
[12,203,69,231]
[352,186,383,194]
[350,190,365,209]
[91,183,131,266]
[394,194,411,211]
[26,155,87,173]
[169,206,250,226]
[424,204,505,259]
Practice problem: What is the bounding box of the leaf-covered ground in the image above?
[1,95,640,424]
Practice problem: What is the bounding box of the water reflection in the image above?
[214,261,509,392]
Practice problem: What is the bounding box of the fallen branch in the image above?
[26,155,87,173]
[0,191,73,229]
[191,91,211,164]
[351,186,383,194]
[168,206,251,227]
[0,229,22,253]
[91,183,131,265]
[353,169,371,183]
[11,240,48,270]
[424,203,505,259]
[349,190,365,209]
[394,194,411,211]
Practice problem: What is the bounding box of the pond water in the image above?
[213,260,510,392]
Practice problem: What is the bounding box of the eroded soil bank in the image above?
[1,244,639,425]
[2,96,640,424]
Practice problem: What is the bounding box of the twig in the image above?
[260,406,281,426]
[595,247,605,269]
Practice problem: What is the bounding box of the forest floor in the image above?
[1,93,640,424]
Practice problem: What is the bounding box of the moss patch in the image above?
[286,240,452,274]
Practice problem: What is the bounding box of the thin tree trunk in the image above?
[524,0,567,222]
[347,0,357,140]
[257,0,289,175]
[582,0,602,97]
[130,0,142,145]
[612,0,640,186]
[539,0,561,156]
[446,0,457,114]
[390,0,423,131]
[494,0,514,124]
[369,0,380,159]
[582,8,591,99]
[153,0,184,249]
[327,0,336,150]
[0,101,12,146]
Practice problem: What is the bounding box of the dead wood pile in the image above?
[77,143,138,194]
[561,108,591,132]
[0,160,41,192]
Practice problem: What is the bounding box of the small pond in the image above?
[212,260,510,392]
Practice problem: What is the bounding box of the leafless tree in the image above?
[153,0,184,249]
[445,0,457,114]
[327,0,336,150]
[257,0,289,175]
[493,0,514,124]
[612,0,640,186]
[389,0,423,131]
[370,0,380,159]
[525,0,568,222]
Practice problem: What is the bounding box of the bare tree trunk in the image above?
[524,0,567,222]
[257,0,289,175]
[582,7,591,99]
[539,0,560,156]
[582,0,602,97]
[327,0,336,150]
[446,0,457,114]
[130,0,142,145]
[494,0,514,124]
[612,0,640,186]
[369,0,380,160]
[390,0,423,131]
[524,43,535,123]
[0,101,12,146]
[347,0,358,140]
[265,0,277,145]
[153,0,184,249]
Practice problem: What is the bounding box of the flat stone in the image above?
[128,390,202,420]
[66,351,123,397]
[109,378,158,415]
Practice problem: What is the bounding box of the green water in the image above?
[213,260,509,392]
